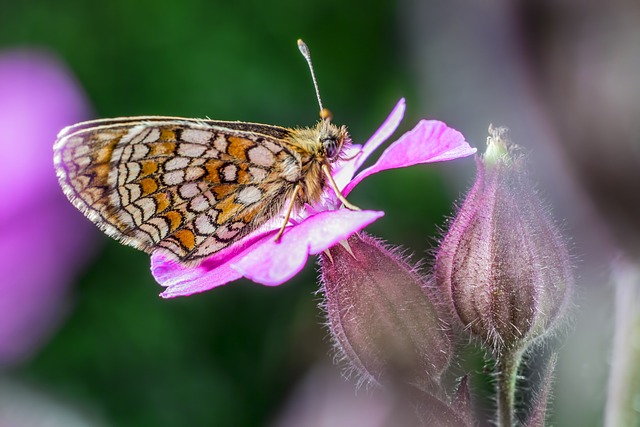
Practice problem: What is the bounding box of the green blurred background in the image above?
[3,0,637,426]
[1,1,466,426]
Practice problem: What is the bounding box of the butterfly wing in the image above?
[54,117,300,263]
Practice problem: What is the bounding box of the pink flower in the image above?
[152,99,476,298]
[0,49,97,366]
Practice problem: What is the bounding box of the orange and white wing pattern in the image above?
[53,117,302,263]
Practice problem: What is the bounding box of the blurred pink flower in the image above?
[0,49,97,366]
[153,99,476,297]
[273,364,392,427]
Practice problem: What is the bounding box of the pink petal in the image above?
[343,120,476,196]
[233,210,384,286]
[153,229,276,298]
[352,98,406,172]
[331,144,363,191]
[330,99,405,193]
[153,254,243,298]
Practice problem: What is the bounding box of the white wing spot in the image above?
[195,213,218,234]
[190,195,211,212]
[145,217,171,239]
[185,166,205,181]
[132,144,150,161]
[221,164,237,182]
[123,183,142,204]
[142,128,161,143]
[236,186,262,205]
[213,134,228,152]
[216,225,240,240]
[203,148,220,158]
[247,146,275,167]
[121,162,141,183]
[181,128,212,145]
[74,144,90,157]
[263,141,283,154]
[121,145,133,162]
[249,167,268,182]
[179,182,200,199]
[136,197,157,221]
[163,170,186,186]
[165,157,190,171]
[178,143,207,157]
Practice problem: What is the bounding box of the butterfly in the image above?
[53,40,358,265]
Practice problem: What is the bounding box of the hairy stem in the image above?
[497,348,523,427]
[604,259,640,427]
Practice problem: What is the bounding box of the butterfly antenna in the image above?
[297,39,332,121]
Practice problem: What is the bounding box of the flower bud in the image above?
[320,233,452,389]
[434,126,573,355]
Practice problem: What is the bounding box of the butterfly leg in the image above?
[274,183,302,242]
[321,164,360,211]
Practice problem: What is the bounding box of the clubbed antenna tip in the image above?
[297,39,325,117]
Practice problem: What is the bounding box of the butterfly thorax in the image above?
[284,121,349,205]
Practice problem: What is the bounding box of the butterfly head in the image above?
[316,108,348,161]
[319,121,350,162]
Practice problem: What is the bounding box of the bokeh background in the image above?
[1,0,639,426]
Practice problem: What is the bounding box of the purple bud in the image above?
[435,126,573,355]
[320,233,452,389]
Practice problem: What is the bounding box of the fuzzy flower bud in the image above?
[435,126,573,355]
[320,233,452,389]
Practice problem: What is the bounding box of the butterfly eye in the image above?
[323,137,340,160]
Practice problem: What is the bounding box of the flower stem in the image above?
[604,259,640,427]
[497,348,523,427]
